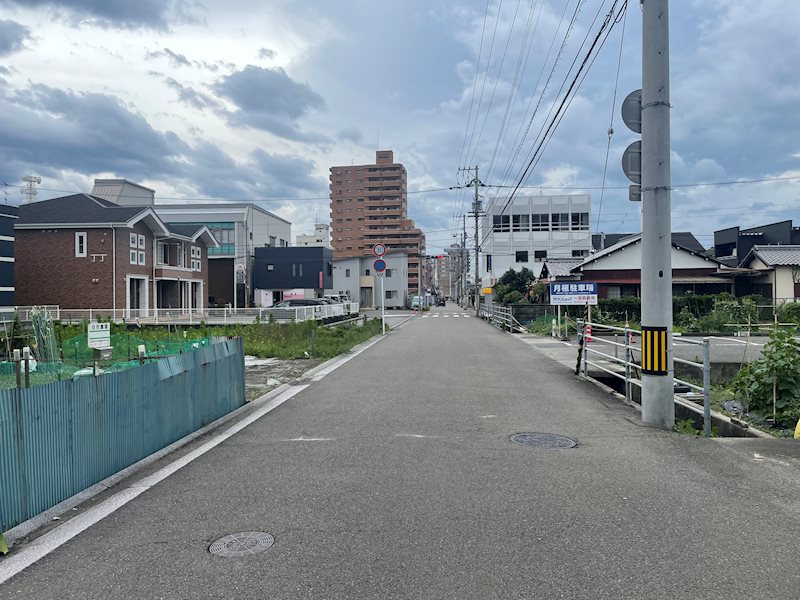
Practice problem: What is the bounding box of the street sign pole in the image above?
[641,0,674,428]
[381,273,385,335]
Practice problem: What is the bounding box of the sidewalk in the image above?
[2,315,800,599]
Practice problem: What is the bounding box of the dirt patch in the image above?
[245,356,326,401]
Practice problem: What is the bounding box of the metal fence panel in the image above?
[0,338,245,532]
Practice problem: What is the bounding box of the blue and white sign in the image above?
[373,258,386,273]
[550,282,598,305]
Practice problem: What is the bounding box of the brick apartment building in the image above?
[15,194,217,315]
[329,150,426,295]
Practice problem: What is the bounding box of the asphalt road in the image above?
[2,303,800,599]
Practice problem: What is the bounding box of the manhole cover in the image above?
[510,432,578,449]
[209,532,274,557]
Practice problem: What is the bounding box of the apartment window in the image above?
[515,251,528,263]
[267,264,274,271]
[269,235,276,247]
[365,269,370,276]
[138,234,145,249]
[75,232,87,257]
[130,250,138,265]
[531,214,549,231]
[129,233,137,247]
[571,212,589,230]
[190,246,196,258]
[551,213,569,231]
[386,290,398,299]
[157,242,166,264]
[345,268,351,277]
[385,269,392,277]
[534,250,547,260]
[195,246,201,260]
[486,254,492,271]
[138,251,146,266]
[492,215,510,232]
[512,214,530,232]
[572,249,588,258]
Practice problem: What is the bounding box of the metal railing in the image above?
[4,303,360,326]
[577,320,712,436]
[479,304,517,332]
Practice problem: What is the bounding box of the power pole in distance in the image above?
[463,166,485,318]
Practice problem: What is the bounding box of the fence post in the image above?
[703,337,711,437]
[624,327,631,402]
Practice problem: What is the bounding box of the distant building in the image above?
[481,194,592,287]
[592,231,705,254]
[714,220,800,266]
[0,205,18,309]
[296,223,332,248]
[329,150,425,296]
[90,179,292,308]
[569,233,730,299]
[15,194,217,315]
[331,252,409,309]
[251,247,332,306]
[737,246,800,302]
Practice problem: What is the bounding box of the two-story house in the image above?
[15,194,217,317]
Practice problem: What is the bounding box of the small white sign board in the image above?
[87,322,111,349]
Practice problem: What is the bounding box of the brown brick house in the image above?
[15,194,218,316]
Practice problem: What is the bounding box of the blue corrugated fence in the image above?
[0,338,245,532]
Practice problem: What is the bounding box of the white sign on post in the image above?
[87,322,111,349]
[549,282,599,305]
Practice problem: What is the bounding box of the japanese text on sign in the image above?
[549,282,598,305]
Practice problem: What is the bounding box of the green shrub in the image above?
[502,291,524,305]
[777,301,800,324]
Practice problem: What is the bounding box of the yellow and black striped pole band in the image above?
[641,326,668,375]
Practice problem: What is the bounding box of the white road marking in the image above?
[0,384,309,585]
[463,315,470,318]
[452,314,460,318]
[443,315,449,318]
[422,314,430,318]
[753,452,792,467]
[480,415,497,419]
[282,436,333,442]
[395,433,437,439]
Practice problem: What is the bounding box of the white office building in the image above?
[331,252,409,309]
[296,223,332,248]
[480,194,592,286]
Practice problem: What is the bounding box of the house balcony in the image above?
[155,265,199,280]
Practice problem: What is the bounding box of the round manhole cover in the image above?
[510,432,578,449]
[209,532,274,557]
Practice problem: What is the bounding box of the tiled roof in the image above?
[750,245,800,267]
[544,258,583,277]
[17,194,144,225]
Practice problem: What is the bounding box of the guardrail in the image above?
[7,303,360,326]
[576,320,712,436]
[479,304,518,332]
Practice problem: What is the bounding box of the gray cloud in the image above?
[146,47,191,68]
[214,65,327,142]
[0,20,31,56]
[0,0,186,29]
[258,48,276,60]
[164,77,221,111]
[336,127,363,144]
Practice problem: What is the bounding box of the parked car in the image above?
[274,299,327,307]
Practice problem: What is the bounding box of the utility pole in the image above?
[640,0,674,428]
[462,166,485,317]
[462,214,467,307]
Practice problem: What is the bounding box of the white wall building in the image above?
[296,223,332,248]
[331,252,409,308]
[480,194,592,286]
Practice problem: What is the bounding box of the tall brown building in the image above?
[330,150,426,294]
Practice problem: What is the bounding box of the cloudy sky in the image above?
[0,0,798,253]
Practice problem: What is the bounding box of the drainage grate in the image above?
[510,432,578,449]
[209,532,274,557]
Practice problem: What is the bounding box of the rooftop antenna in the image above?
[21,175,41,204]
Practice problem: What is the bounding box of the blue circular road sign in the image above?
[373,259,386,272]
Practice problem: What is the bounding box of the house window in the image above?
[572,249,588,258]
[190,246,197,258]
[385,269,392,277]
[75,232,87,257]
[269,236,276,247]
[515,251,528,263]
[365,269,370,276]
[607,286,622,299]
[531,214,549,231]
[386,290,398,299]
[551,213,569,231]
[492,215,510,232]
[512,214,530,232]
[571,212,589,230]
[129,233,137,247]
[534,250,547,260]
[157,242,166,264]
[267,264,275,271]
[130,250,138,265]
[345,268,351,277]
[486,254,492,271]
[137,234,145,249]
[138,251,146,266]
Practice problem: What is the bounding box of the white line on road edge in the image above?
[0,384,308,586]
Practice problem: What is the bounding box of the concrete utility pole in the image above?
[462,214,468,306]
[640,0,674,428]
[463,166,484,317]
